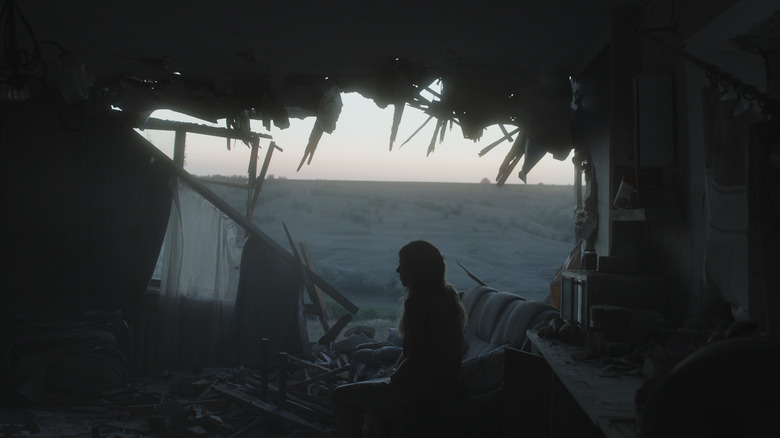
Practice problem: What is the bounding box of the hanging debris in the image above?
[297,82,343,171]
[495,133,526,186]
[399,114,433,148]
[388,102,405,151]
[518,139,548,183]
[478,126,520,157]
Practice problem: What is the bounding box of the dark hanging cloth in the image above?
[748,120,780,335]
[232,235,306,365]
[700,85,760,316]
[0,102,172,322]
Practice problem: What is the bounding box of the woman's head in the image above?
[396,240,466,335]
[396,240,446,289]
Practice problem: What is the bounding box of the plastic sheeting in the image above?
[161,179,243,301]
[158,179,244,369]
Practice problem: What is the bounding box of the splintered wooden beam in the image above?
[400,114,433,148]
[317,314,352,345]
[143,118,272,142]
[300,242,330,331]
[247,141,282,223]
[282,223,358,315]
[498,124,515,143]
[297,122,324,171]
[478,127,521,157]
[283,223,330,335]
[389,102,405,151]
[496,133,526,186]
[173,129,186,168]
[281,223,313,353]
[456,261,487,287]
[211,383,322,433]
[246,138,260,219]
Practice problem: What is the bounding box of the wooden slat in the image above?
[246,138,260,220]
[317,314,352,346]
[478,127,520,157]
[282,222,323,346]
[300,241,330,331]
[247,141,281,222]
[143,117,272,141]
[173,129,186,168]
[496,133,526,186]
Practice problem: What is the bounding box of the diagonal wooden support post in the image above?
[300,241,330,332]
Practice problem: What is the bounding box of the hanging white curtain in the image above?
[158,178,244,369]
[160,179,243,301]
[701,86,761,320]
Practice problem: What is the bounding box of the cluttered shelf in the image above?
[526,331,643,438]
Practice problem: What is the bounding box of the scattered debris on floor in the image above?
[1,326,404,438]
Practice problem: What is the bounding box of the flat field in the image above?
[204,178,576,338]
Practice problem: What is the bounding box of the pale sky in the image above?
[139,92,574,185]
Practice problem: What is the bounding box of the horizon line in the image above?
[196,174,574,186]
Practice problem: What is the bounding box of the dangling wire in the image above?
[0,0,45,77]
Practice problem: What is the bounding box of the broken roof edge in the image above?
[100,53,574,147]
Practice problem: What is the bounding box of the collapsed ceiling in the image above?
[3,0,647,162]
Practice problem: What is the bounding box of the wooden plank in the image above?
[173,129,186,168]
[247,141,280,221]
[295,280,310,355]
[496,133,526,186]
[498,123,515,143]
[282,223,316,351]
[143,117,272,142]
[478,127,520,157]
[196,178,249,190]
[211,383,321,432]
[257,142,281,183]
[300,242,330,331]
[246,138,260,220]
[456,261,487,287]
[317,314,352,346]
[297,123,324,171]
[283,226,330,332]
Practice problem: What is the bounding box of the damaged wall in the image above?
[0,100,172,322]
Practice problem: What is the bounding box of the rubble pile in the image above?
[1,326,403,438]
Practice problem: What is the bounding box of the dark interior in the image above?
[1,1,779,437]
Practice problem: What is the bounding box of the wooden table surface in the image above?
[526,331,644,438]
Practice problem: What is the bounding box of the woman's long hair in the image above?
[398,240,467,335]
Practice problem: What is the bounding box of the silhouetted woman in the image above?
[331,240,467,437]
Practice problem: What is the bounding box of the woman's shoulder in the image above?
[406,287,455,305]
